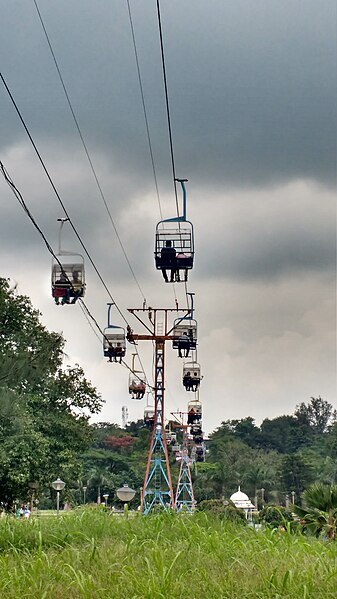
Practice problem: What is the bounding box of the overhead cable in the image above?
[126,0,163,221]
[156,0,179,217]
[0,71,128,325]
[0,160,151,388]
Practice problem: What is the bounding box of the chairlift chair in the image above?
[172,318,197,357]
[154,179,194,283]
[187,400,202,425]
[103,304,126,363]
[128,373,146,399]
[51,219,85,305]
[128,354,145,398]
[144,406,155,429]
[190,423,202,436]
[195,445,205,462]
[183,361,201,391]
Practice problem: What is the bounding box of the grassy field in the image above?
[0,510,336,598]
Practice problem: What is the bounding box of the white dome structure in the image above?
[229,487,256,519]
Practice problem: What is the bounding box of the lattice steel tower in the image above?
[175,425,195,512]
[127,306,191,514]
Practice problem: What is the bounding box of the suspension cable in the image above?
[0,71,130,324]
[156,0,179,218]
[0,160,152,389]
[126,0,163,222]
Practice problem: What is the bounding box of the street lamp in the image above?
[116,483,136,516]
[261,488,265,507]
[83,486,87,505]
[52,478,65,516]
[103,493,109,507]
[291,490,295,505]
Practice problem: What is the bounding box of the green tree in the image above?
[280,454,315,496]
[228,417,262,448]
[295,397,335,436]
[260,415,305,453]
[0,278,103,504]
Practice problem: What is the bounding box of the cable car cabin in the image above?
[129,373,146,399]
[183,362,201,391]
[144,407,155,429]
[172,320,197,358]
[103,330,126,363]
[187,400,202,425]
[195,445,205,462]
[190,423,202,437]
[52,261,85,305]
[155,223,194,283]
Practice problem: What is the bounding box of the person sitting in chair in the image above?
[178,332,190,358]
[160,240,176,283]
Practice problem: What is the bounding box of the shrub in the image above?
[259,505,294,529]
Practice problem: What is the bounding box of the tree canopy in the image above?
[0,278,103,504]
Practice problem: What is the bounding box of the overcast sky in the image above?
[0,0,336,434]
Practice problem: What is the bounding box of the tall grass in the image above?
[0,510,336,598]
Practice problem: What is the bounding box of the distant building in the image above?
[230,487,256,520]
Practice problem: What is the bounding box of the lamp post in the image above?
[116,483,136,516]
[52,478,65,516]
[291,490,295,505]
[261,487,265,507]
[83,486,87,505]
[103,493,109,507]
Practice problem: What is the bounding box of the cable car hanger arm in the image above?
[162,179,188,223]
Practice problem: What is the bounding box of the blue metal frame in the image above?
[163,179,188,223]
[175,428,195,512]
[142,341,174,514]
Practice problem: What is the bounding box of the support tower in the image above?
[127,307,191,514]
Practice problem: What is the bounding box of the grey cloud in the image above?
[1,0,336,190]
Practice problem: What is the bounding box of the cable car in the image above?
[52,218,85,305]
[129,375,146,399]
[128,354,146,399]
[195,445,205,463]
[165,422,175,445]
[187,400,202,425]
[183,361,201,391]
[155,179,194,283]
[144,406,155,429]
[190,423,202,437]
[103,304,126,363]
[172,319,197,357]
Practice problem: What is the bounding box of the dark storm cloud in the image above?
[1,0,336,190]
[193,182,336,281]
